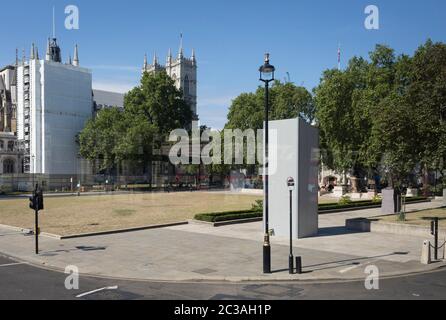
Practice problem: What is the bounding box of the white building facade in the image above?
[17,39,93,175]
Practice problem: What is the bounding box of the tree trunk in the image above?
[423,163,429,197]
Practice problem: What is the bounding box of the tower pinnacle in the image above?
[178,33,184,59]
[30,43,35,60]
[153,52,158,65]
[191,49,196,65]
[73,44,79,66]
[167,48,172,65]
[143,53,148,71]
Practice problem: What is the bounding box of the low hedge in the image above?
[319,196,428,211]
[195,210,262,223]
[194,197,429,223]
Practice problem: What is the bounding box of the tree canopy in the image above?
[226,81,315,131]
[315,40,446,187]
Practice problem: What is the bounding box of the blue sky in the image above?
[1,0,445,129]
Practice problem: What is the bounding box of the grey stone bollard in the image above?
[382,189,401,214]
[421,240,431,265]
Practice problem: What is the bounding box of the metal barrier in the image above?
[427,217,446,261]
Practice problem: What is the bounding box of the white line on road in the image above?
[0,262,28,268]
[76,286,118,298]
[339,261,374,274]
[339,264,362,274]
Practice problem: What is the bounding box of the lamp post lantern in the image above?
[259,53,275,274]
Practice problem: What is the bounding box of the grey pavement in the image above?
[0,199,444,282]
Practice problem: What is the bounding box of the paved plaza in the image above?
[0,199,444,282]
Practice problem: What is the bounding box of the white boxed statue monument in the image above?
[267,118,319,239]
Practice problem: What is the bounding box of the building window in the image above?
[7,141,14,152]
[3,159,15,174]
[184,75,190,96]
[0,140,3,150]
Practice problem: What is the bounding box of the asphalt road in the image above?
[0,255,445,300]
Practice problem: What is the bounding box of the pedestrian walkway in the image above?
[0,200,443,282]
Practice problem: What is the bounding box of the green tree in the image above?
[223,81,314,173]
[369,92,421,187]
[226,81,315,131]
[79,71,193,176]
[125,71,193,136]
[315,45,408,184]
[78,107,126,174]
[407,40,446,181]
[315,41,446,190]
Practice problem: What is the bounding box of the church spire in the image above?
[35,47,39,60]
[73,44,79,66]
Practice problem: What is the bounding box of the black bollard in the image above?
[296,256,302,275]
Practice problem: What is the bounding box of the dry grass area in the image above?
[0,192,261,236]
[379,208,446,228]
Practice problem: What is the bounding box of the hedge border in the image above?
[194,197,430,222]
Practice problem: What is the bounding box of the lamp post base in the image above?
[289,255,294,274]
[263,237,271,274]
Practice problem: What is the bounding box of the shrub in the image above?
[338,196,352,205]
[195,209,262,223]
[251,200,263,212]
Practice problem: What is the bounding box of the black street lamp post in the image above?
[259,53,275,274]
[287,177,295,274]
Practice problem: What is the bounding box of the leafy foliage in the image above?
[315,41,446,187]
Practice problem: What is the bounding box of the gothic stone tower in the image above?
[142,41,197,118]
[0,65,17,133]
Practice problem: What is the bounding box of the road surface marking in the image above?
[76,286,118,298]
[0,262,27,268]
[339,261,374,274]
[339,264,362,274]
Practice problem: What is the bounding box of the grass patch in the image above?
[0,192,261,236]
[378,207,446,227]
[113,209,137,217]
